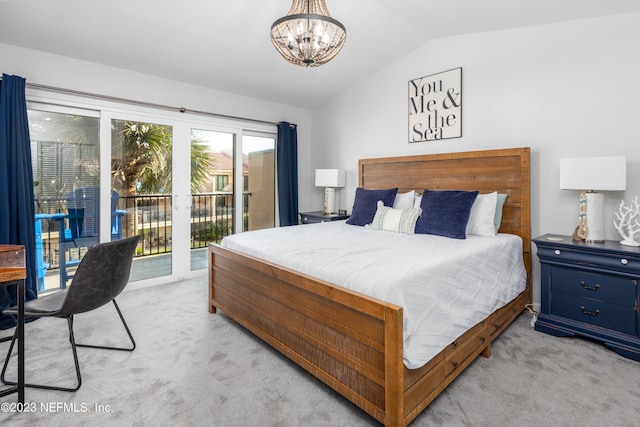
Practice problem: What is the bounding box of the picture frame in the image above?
[408,67,462,143]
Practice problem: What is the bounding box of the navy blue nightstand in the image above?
[299,211,349,224]
[533,234,640,362]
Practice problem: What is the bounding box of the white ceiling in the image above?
[1,0,639,108]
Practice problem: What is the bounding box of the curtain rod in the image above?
[1,77,295,128]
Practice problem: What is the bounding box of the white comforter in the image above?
[221,221,526,369]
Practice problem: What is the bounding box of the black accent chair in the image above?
[0,236,140,392]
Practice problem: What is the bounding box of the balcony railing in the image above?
[35,192,240,269]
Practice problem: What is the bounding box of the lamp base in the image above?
[585,192,605,242]
[323,187,336,215]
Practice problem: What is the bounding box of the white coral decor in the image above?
[614,197,640,246]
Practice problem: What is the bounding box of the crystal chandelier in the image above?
[271,0,347,67]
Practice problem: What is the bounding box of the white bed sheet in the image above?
[221,221,526,369]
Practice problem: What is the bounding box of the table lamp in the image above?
[560,156,626,242]
[315,169,345,215]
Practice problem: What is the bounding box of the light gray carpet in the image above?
[1,277,639,426]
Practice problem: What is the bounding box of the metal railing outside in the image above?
[35,192,238,269]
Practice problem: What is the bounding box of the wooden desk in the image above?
[0,245,25,403]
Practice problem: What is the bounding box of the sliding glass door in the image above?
[242,133,276,232]
[29,106,101,293]
[27,95,277,288]
[187,128,276,272]
[188,128,234,271]
[111,118,174,281]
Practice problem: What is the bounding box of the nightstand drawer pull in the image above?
[621,258,628,265]
[579,281,600,291]
[579,306,600,316]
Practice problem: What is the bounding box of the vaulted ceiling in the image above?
[1,0,639,108]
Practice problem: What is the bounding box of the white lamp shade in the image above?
[315,169,345,188]
[559,156,626,191]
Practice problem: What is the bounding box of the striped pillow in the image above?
[369,201,422,234]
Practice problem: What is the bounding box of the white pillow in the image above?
[369,201,422,234]
[414,193,422,209]
[393,190,416,209]
[466,192,498,236]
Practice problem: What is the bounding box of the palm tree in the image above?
[111,120,214,194]
[111,121,170,195]
[111,120,215,242]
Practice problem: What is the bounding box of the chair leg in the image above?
[0,327,18,386]
[1,316,81,392]
[74,299,136,351]
[1,299,134,392]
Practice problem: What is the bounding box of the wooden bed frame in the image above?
[209,147,531,426]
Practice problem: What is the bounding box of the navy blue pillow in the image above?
[415,189,479,239]
[346,187,398,226]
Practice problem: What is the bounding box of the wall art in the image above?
[409,67,462,143]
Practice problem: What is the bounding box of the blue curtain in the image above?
[276,122,299,226]
[0,74,38,329]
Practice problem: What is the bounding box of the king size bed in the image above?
[209,147,531,426]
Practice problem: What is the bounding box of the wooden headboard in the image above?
[358,147,531,278]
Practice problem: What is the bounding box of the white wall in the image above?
[0,42,315,210]
[311,12,640,303]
